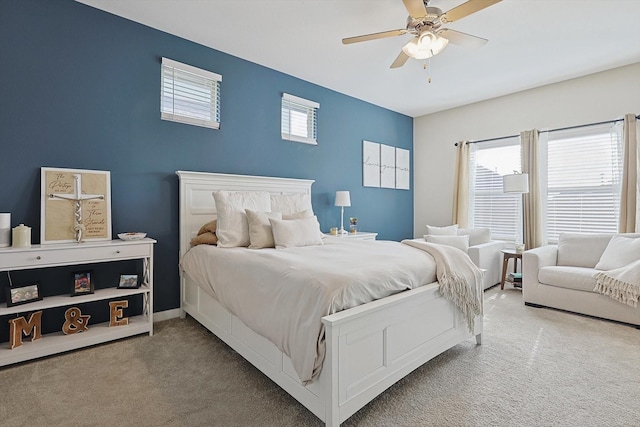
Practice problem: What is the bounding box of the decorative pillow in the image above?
[270,193,313,215]
[245,209,282,249]
[595,235,640,270]
[557,233,614,268]
[213,191,271,247]
[190,232,218,246]
[197,219,217,236]
[282,209,313,220]
[457,228,491,246]
[424,235,470,252]
[269,216,324,249]
[426,224,458,236]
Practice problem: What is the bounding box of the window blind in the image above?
[161,57,222,129]
[543,122,622,242]
[470,138,522,243]
[281,93,319,145]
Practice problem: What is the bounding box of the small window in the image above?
[161,57,222,129]
[281,93,319,145]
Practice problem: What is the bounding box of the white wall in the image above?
[413,62,640,237]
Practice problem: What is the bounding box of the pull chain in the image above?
[424,59,432,83]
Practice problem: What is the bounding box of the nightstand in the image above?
[324,232,378,241]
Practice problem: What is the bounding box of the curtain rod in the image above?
[454,114,640,146]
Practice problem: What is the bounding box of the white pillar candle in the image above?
[12,224,31,248]
[0,213,10,247]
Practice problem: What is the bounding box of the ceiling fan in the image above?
[342,0,502,68]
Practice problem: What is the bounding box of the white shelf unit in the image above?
[0,238,155,367]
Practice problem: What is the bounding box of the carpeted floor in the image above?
[1,286,639,427]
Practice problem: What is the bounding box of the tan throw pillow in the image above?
[197,219,217,236]
[269,216,324,249]
[190,232,218,246]
[245,209,282,249]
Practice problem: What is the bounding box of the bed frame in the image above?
[176,170,483,427]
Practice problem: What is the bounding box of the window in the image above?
[469,137,522,243]
[542,122,623,243]
[281,93,319,145]
[161,57,221,129]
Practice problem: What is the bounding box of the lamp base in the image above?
[338,228,348,235]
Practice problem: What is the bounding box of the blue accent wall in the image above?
[0,0,413,312]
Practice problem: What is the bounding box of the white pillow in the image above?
[213,191,271,247]
[595,235,640,270]
[557,233,614,268]
[270,194,313,215]
[245,209,282,249]
[457,228,491,246]
[282,209,313,220]
[424,235,470,252]
[426,224,458,236]
[269,216,324,249]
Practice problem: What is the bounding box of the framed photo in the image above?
[41,167,112,244]
[6,282,43,307]
[71,270,94,296]
[118,274,140,289]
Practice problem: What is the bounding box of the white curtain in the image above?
[619,113,639,233]
[521,130,544,249]
[452,141,471,227]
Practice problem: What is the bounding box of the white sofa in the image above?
[523,232,640,326]
[424,226,505,290]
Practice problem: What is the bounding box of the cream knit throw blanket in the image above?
[402,239,483,332]
[593,259,640,307]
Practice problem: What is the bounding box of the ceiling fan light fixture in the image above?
[402,31,448,59]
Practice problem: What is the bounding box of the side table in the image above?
[500,249,522,290]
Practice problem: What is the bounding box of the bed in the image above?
[176,170,483,427]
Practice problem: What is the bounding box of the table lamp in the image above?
[334,191,351,235]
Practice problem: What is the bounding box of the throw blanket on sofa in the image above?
[402,239,483,332]
[594,259,640,307]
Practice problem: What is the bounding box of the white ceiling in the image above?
[77,0,640,118]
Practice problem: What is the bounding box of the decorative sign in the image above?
[109,300,129,327]
[363,140,381,188]
[362,141,411,190]
[62,307,91,334]
[380,144,396,189]
[8,311,43,349]
[41,167,112,244]
[395,148,410,190]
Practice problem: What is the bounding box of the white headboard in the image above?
[176,171,315,257]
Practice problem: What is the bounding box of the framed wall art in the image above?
[41,167,111,244]
[362,140,381,188]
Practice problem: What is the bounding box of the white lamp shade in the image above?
[503,173,529,194]
[335,191,351,207]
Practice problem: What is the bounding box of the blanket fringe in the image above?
[438,271,481,332]
[594,272,640,308]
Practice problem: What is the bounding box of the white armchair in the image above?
[424,225,505,290]
[467,240,506,289]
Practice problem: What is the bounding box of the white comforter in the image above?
[180,239,437,384]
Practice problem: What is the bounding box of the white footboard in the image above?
[181,274,482,427]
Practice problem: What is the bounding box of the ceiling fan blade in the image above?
[441,0,502,23]
[402,0,427,19]
[342,29,407,45]
[438,28,488,48]
[390,51,411,68]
